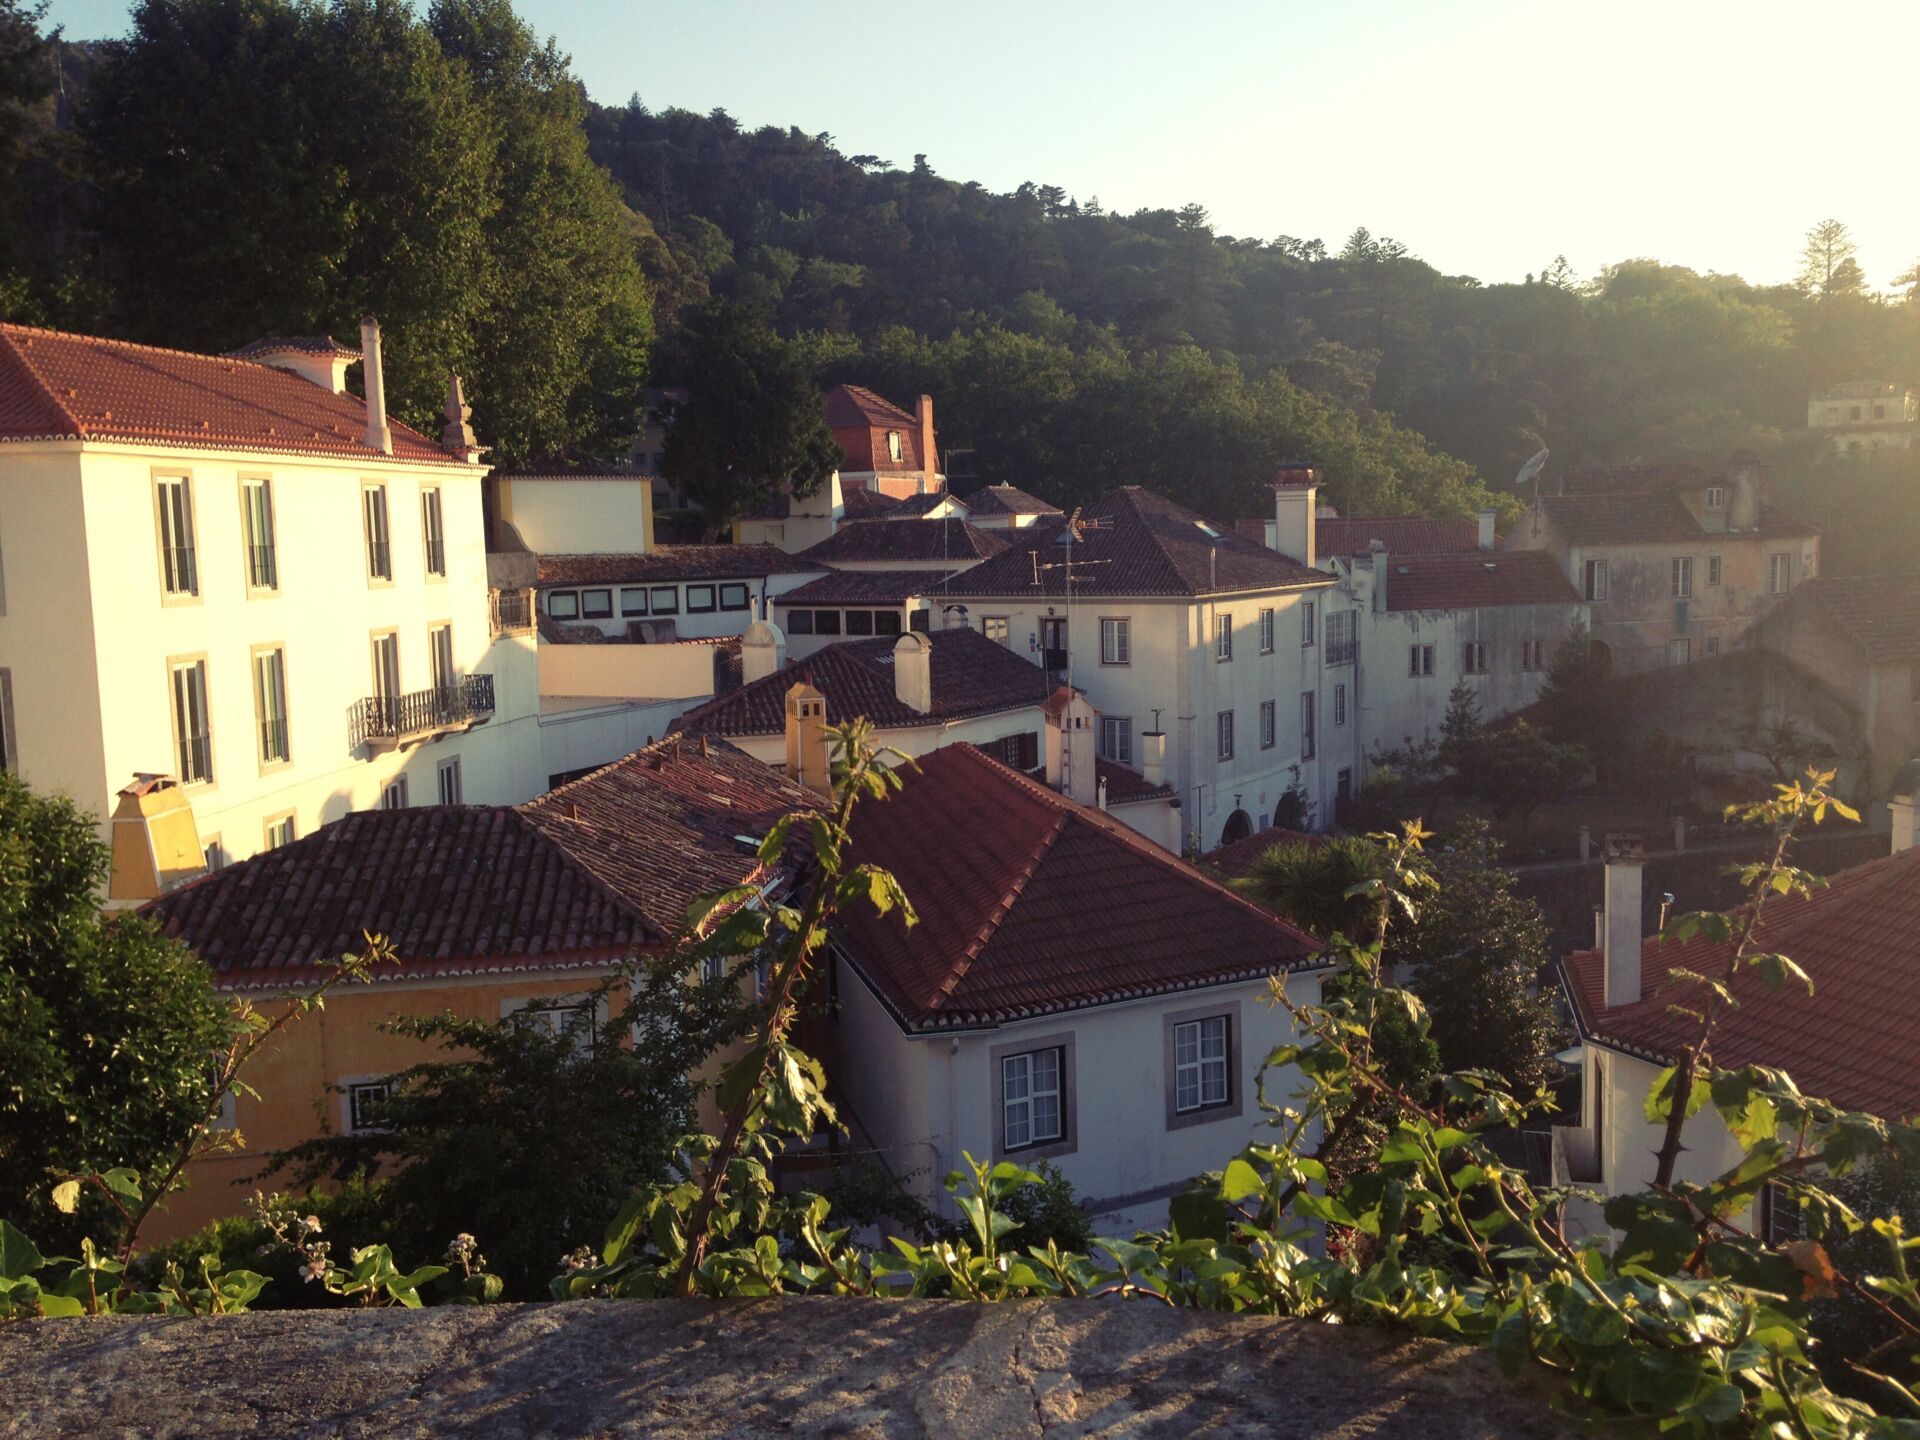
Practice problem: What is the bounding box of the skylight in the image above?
[1194,521,1224,540]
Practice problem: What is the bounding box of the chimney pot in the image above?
[1140,730,1167,788]
[1891,787,1919,854]
[1271,464,1320,569]
[893,632,932,714]
[1602,833,1645,1008]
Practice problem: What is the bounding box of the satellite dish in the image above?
[1513,448,1550,493]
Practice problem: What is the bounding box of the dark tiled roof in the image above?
[677,628,1049,737]
[891,491,965,517]
[1384,551,1581,612]
[962,485,1062,518]
[840,487,902,519]
[1318,515,1481,558]
[1201,827,1325,879]
[777,570,937,605]
[834,746,1323,1030]
[936,487,1331,599]
[0,324,462,465]
[144,739,819,988]
[227,335,357,359]
[1818,381,1909,401]
[1097,757,1175,805]
[1563,843,1920,1119]
[536,546,824,587]
[1786,574,1920,663]
[825,383,917,429]
[795,518,1008,565]
[1541,492,1818,547]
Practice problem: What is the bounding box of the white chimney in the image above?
[742,618,787,685]
[1043,689,1097,805]
[1141,730,1167,788]
[1891,787,1918,854]
[360,315,393,456]
[1602,834,1645,1008]
[1272,463,1319,569]
[1477,509,1496,550]
[1369,542,1388,612]
[893,633,932,714]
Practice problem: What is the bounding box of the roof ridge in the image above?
[509,799,675,942]
[0,321,317,375]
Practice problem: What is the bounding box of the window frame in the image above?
[1707,555,1722,588]
[428,622,455,695]
[1705,485,1725,510]
[1164,1001,1242,1129]
[686,584,718,614]
[0,667,14,773]
[580,589,614,621]
[649,585,681,616]
[1215,614,1233,662]
[1098,715,1133,765]
[437,755,463,806]
[361,482,393,585]
[1521,638,1544,672]
[251,642,292,771]
[341,1076,396,1135]
[719,583,751,612]
[1769,552,1793,595]
[1216,709,1234,761]
[1325,609,1357,666]
[814,609,843,636]
[1671,556,1693,599]
[620,586,649,617]
[786,608,815,635]
[1301,690,1316,759]
[263,812,296,850]
[1099,616,1131,666]
[1259,699,1276,750]
[380,776,409,810]
[547,590,580,621]
[983,615,1011,646]
[1259,607,1275,654]
[845,609,875,637]
[1333,680,1347,727]
[1409,643,1434,678]
[239,474,278,594]
[153,471,201,602]
[167,653,214,788]
[1584,558,1609,603]
[1300,598,1316,649]
[1462,640,1488,674]
[420,485,447,579]
[991,1033,1076,1160]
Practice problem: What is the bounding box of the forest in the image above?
[4,0,1918,548]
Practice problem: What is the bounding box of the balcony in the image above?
[490,587,534,637]
[350,674,494,753]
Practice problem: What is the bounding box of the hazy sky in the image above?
[54,0,1919,288]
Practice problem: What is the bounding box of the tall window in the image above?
[346,1078,394,1134]
[1409,643,1434,677]
[437,755,463,806]
[264,814,295,850]
[370,632,400,715]
[1172,1015,1230,1113]
[1259,699,1276,749]
[1671,557,1693,598]
[1215,614,1233,662]
[1099,617,1130,665]
[1300,598,1316,648]
[1301,691,1316,759]
[1333,681,1347,727]
[169,658,212,785]
[156,476,198,596]
[1216,709,1234,761]
[420,486,446,577]
[363,485,392,581]
[1259,607,1275,653]
[1462,641,1488,674]
[380,777,409,810]
[886,431,903,463]
[1325,610,1357,665]
[1705,486,1725,510]
[984,616,1010,646]
[428,623,455,695]
[241,478,277,590]
[1584,558,1609,602]
[1098,716,1133,765]
[0,667,13,772]
[252,646,290,766]
[1769,553,1793,595]
[1002,1048,1063,1150]
[1667,638,1691,667]
[1707,555,1722,587]
[1521,638,1545,671]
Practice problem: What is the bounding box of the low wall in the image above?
[538,639,717,701]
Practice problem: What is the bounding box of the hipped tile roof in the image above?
[891,491,966,517]
[0,323,461,465]
[1383,551,1582,612]
[1541,492,1819,547]
[1096,757,1175,805]
[1783,574,1920,663]
[961,485,1063,519]
[1562,843,1920,1119]
[536,546,823,587]
[834,746,1322,1030]
[825,383,918,430]
[795,517,1008,565]
[1318,515,1481,558]
[1201,827,1324,879]
[777,570,938,605]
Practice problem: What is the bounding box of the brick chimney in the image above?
[915,394,939,490]
[893,633,932,714]
[360,316,393,456]
[1602,834,1645,1008]
[783,682,830,794]
[1273,464,1318,568]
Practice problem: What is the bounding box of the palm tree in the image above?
[1230,836,1387,941]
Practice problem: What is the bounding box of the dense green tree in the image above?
[0,773,230,1249]
[1228,836,1386,941]
[1535,622,1628,777]
[1449,721,1588,839]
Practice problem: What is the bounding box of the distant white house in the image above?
[1807,381,1917,455]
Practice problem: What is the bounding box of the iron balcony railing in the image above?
[489,588,533,636]
[350,673,494,752]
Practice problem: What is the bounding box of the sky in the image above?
[53,0,1919,289]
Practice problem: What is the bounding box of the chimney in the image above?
[1891,776,1919,854]
[360,316,393,456]
[1477,509,1496,550]
[1601,834,1645,1008]
[1043,688,1096,805]
[742,617,787,685]
[783,682,830,794]
[1141,729,1167,788]
[107,774,206,902]
[916,394,938,490]
[1727,453,1763,531]
[1369,541,1388,612]
[893,633,932,714]
[441,374,481,462]
[1272,463,1319,568]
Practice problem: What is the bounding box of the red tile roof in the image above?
[825,383,918,430]
[536,546,823,587]
[841,487,903,519]
[795,517,1008,565]
[1541,492,1819,547]
[825,384,926,474]
[834,746,1322,1030]
[1097,756,1175,805]
[1318,515,1481,558]
[891,491,965,517]
[961,485,1062,518]
[0,323,462,465]
[677,628,1050,737]
[777,570,937,605]
[144,738,819,988]
[1783,574,1920,664]
[937,487,1331,599]
[1201,827,1324,879]
[1383,551,1582,612]
[1562,843,1920,1118]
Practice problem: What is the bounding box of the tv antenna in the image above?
[1027,508,1110,699]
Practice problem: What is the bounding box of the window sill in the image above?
[257,758,294,777]
[159,592,203,608]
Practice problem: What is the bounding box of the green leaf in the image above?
[0,1222,45,1282]
[36,1291,85,1318]
[1220,1158,1264,1202]
[100,1168,143,1203]
[1749,952,1814,995]
[49,1181,80,1216]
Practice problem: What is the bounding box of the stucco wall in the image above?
[500,476,653,555]
[537,638,719,702]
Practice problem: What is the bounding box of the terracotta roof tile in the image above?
[1201,826,1324,878]
[777,570,937,605]
[1383,551,1581,612]
[536,546,823,587]
[1783,574,1920,663]
[795,518,1008,565]
[961,485,1062,518]
[1541,492,1819,547]
[0,323,460,465]
[824,383,918,430]
[840,487,903,519]
[891,491,965,517]
[834,746,1322,1030]
[1318,515,1481,558]
[1097,756,1175,805]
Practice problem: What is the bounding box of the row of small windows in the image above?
[1581,553,1799,603]
[783,608,930,637]
[1410,639,1549,678]
[546,582,752,622]
[1097,685,1348,770]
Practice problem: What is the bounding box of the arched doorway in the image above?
[1219,809,1253,845]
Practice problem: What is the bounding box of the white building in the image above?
[0,321,547,877]
[825,743,1325,1233]
[1807,381,1918,455]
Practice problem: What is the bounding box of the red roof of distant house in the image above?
[795,517,1008,565]
[826,384,918,430]
[144,737,820,988]
[891,491,965,517]
[777,570,938,605]
[0,323,462,465]
[1201,827,1324,879]
[1318,515,1481,558]
[1539,491,1819,547]
[825,384,927,474]
[1779,574,1920,664]
[1383,551,1581,612]
[1097,756,1176,805]
[834,746,1322,1030]
[676,627,1049,737]
[962,485,1062,518]
[1562,843,1920,1118]
[841,487,904,519]
[536,546,823,587]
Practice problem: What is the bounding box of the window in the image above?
[874,611,902,636]
[1173,1015,1231,1114]
[513,1000,597,1053]
[984,616,1011,646]
[687,584,717,614]
[202,837,227,871]
[1769,552,1793,595]
[428,623,454,694]
[719,583,750,611]
[620,587,648,617]
[1667,638,1691,667]
[370,632,400,711]
[264,814,295,850]
[437,756,462,806]
[1462,641,1488,674]
[1584,558,1609,602]
[887,430,903,463]
[1215,614,1233,662]
[814,609,843,636]
[785,608,814,634]
[1705,486,1725,510]
[845,610,874,636]
[362,484,392,582]
[1259,699,1276,749]
[155,476,198,597]
[1705,636,1721,658]
[1300,599,1316,648]
[1216,709,1234,761]
[344,1078,395,1135]
[380,777,409,810]
[909,609,931,633]
[1325,609,1357,666]
[547,590,579,620]
[1259,607,1275,654]
[420,486,446,576]
[241,478,277,590]
[1333,681,1347,727]
[1851,406,1863,422]
[1099,716,1133,764]
[1521,638,1545,671]
[1875,404,1888,422]
[1001,1047,1063,1151]
[649,586,680,615]
[1336,767,1352,803]
[169,658,212,785]
[1409,643,1434,677]
[1671,557,1692,598]
[581,589,613,620]
[983,731,1039,771]
[252,646,290,767]
[1707,555,1722,587]
[1100,617,1130,665]
[1301,691,1316,759]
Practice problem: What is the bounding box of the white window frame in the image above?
[1325,608,1357,666]
[1671,557,1693,599]
[1259,699,1276,750]
[1216,709,1234,761]
[1462,641,1488,674]
[1001,1047,1064,1151]
[169,656,213,786]
[886,430,903,463]
[1667,638,1691,667]
[1707,555,1722,587]
[1409,643,1434,678]
[1333,681,1347,727]
[429,622,455,694]
[1215,614,1232,662]
[1300,598,1315,648]
[1769,552,1793,595]
[984,615,1011,646]
[1099,617,1130,666]
[1259,607,1275,654]
[1584,558,1609,603]
[155,474,199,599]
[1705,485,1725,510]
[421,485,446,578]
[341,1076,396,1135]
[252,644,291,768]
[437,755,462,806]
[240,476,277,592]
[363,484,393,583]
[1301,690,1316,759]
[1098,715,1133,765]
[264,813,295,850]
[1172,1015,1231,1114]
